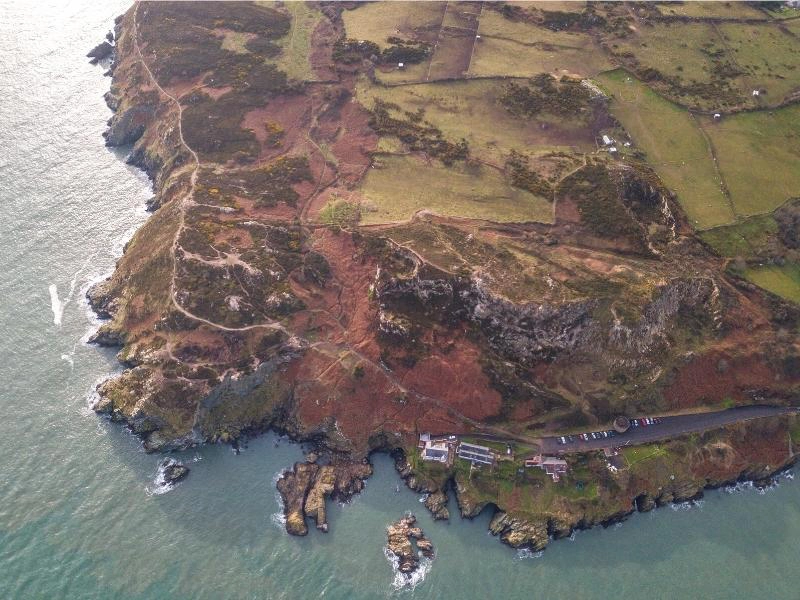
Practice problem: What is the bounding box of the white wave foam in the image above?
[82,373,115,415]
[670,499,704,511]
[49,284,63,325]
[270,469,288,530]
[515,548,544,560]
[51,251,101,329]
[384,547,432,590]
[145,459,184,496]
[60,353,74,368]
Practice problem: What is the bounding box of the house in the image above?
[398,62,405,70]
[752,89,760,97]
[601,134,614,146]
[422,445,449,462]
[419,433,451,463]
[713,113,722,120]
[525,455,569,482]
[457,442,495,466]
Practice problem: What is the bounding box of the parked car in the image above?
[638,418,648,426]
[608,430,617,437]
[567,435,575,443]
[631,420,639,427]
[601,431,609,438]
[580,433,589,441]
[654,417,662,424]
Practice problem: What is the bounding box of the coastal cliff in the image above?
[89,1,799,552]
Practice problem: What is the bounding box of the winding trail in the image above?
[131,4,290,336]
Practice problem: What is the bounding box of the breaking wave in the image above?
[145,460,183,496]
[384,547,432,591]
[515,548,544,560]
[270,469,288,530]
[670,499,705,511]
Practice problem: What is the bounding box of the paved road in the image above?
[539,405,798,454]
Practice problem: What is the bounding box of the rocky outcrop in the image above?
[423,490,450,520]
[386,514,434,574]
[393,452,450,520]
[277,458,373,535]
[87,323,126,347]
[157,457,189,485]
[87,40,114,64]
[489,511,549,551]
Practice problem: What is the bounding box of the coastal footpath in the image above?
[88,1,799,552]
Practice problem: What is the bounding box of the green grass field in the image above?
[700,104,800,217]
[598,69,735,229]
[355,77,595,165]
[656,2,769,19]
[742,264,800,303]
[273,2,324,81]
[359,154,553,225]
[341,1,445,49]
[606,20,799,110]
[700,215,778,258]
[469,11,612,78]
[717,23,800,105]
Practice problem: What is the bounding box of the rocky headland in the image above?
[87,1,799,553]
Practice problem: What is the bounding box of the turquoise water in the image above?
[2,2,800,598]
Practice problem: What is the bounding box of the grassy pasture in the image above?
[598,70,734,229]
[359,155,553,225]
[607,22,718,88]
[427,28,475,80]
[700,215,778,258]
[355,78,596,165]
[273,2,323,81]
[742,264,800,303]
[656,2,769,19]
[716,23,800,104]
[341,1,445,48]
[469,11,611,78]
[700,104,800,218]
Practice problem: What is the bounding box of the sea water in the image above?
[1,2,800,598]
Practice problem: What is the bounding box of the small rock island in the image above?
[386,514,434,575]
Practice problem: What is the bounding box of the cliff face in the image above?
[90,2,799,550]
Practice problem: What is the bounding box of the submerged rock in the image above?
[386,514,434,574]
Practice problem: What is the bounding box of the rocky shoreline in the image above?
[84,3,799,556]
